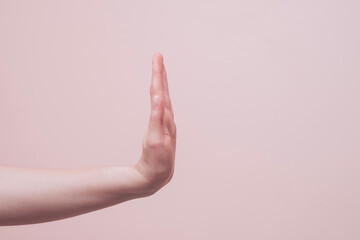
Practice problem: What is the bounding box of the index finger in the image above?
[150,53,165,97]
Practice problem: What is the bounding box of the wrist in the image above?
[130,165,161,197]
[134,161,173,194]
[100,166,151,201]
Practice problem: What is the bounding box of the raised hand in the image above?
[0,53,176,226]
[135,53,177,193]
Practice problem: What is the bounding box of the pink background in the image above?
[1,0,360,239]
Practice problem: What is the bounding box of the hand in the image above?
[135,53,177,194]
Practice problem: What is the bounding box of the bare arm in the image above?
[0,165,150,225]
[0,53,176,226]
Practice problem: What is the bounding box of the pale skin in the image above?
[0,53,176,226]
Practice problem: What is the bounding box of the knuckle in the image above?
[150,88,162,96]
[146,138,165,149]
[164,108,173,121]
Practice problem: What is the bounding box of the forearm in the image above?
[0,165,150,226]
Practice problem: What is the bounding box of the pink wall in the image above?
[1,0,360,239]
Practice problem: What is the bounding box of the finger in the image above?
[162,63,174,118]
[165,111,177,151]
[148,53,165,140]
[148,91,165,142]
[168,120,176,142]
[150,53,165,97]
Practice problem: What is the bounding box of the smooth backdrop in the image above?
[0,0,359,239]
